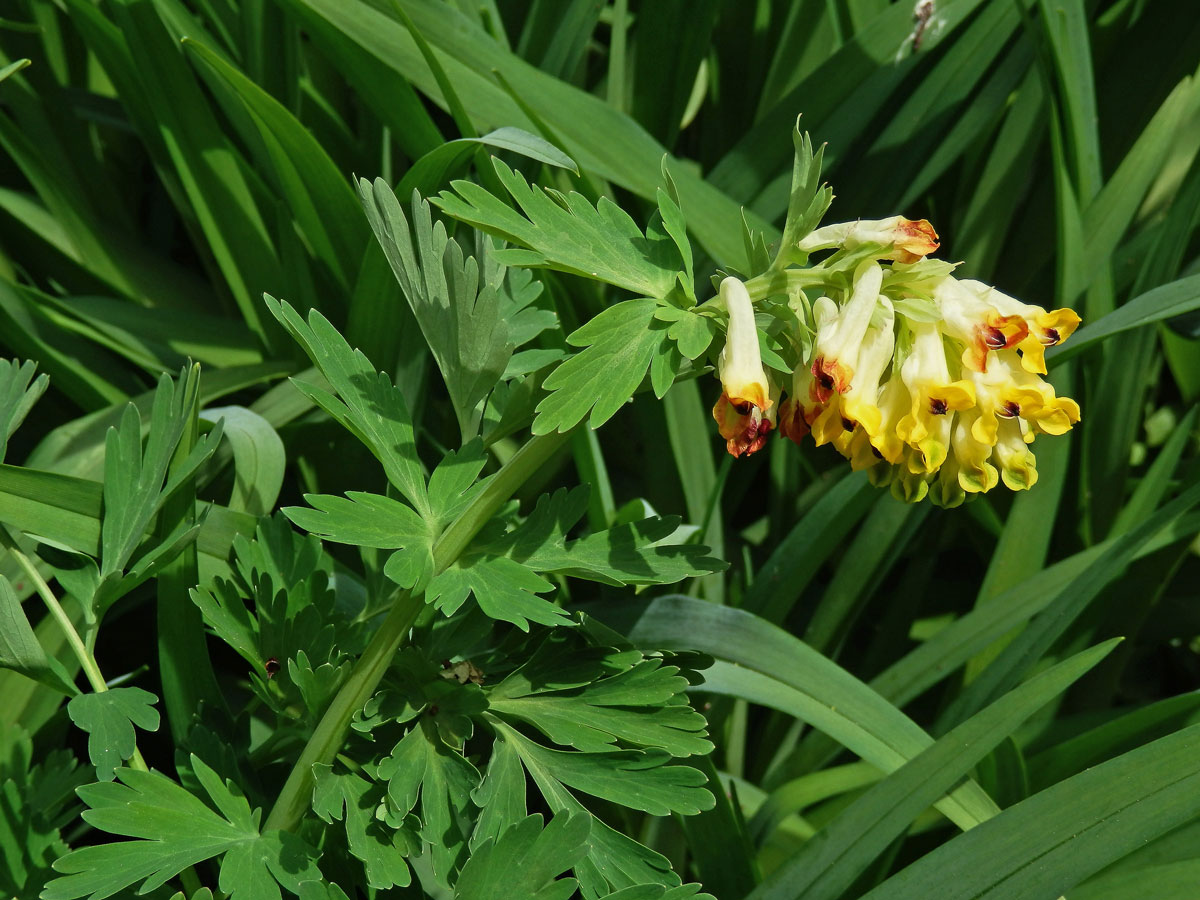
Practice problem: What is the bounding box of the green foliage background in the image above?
[2,1,1200,899]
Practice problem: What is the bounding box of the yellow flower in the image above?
[810,261,884,401]
[956,279,1081,375]
[933,276,1028,374]
[894,322,976,473]
[714,203,1081,505]
[968,350,1079,448]
[712,276,775,457]
[951,409,1000,494]
[839,297,896,442]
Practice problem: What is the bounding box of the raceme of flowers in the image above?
[710,217,1081,507]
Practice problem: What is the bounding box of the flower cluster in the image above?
[710,217,1081,506]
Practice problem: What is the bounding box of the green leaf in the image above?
[0,357,47,463]
[495,487,725,587]
[425,554,565,631]
[0,574,74,695]
[200,406,285,518]
[436,158,684,298]
[284,492,429,550]
[376,718,480,885]
[264,297,427,514]
[279,0,759,267]
[493,718,714,817]
[1070,860,1200,900]
[72,0,283,343]
[397,126,579,201]
[181,37,367,293]
[857,723,1200,900]
[470,730,528,849]
[477,727,689,895]
[191,561,346,720]
[487,634,712,756]
[425,439,490,527]
[0,280,133,409]
[44,756,320,900]
[774,127,833,268]
[66,688,160,782]
[740,472,876,624]
[533,299,666,434]
[0,464,257,585]
[1028,690,1200,792]
[98,365,224,596]
[0,59,31,83]
[941,480,1200,729]
[311,764,414,889]
[0,726,82,898]
[746,640,1119,900]
[453,813,589,900]
[358,181,516,439]
[655,171,695,303]
[1048,272,1200,365]
[622,596,1000,831]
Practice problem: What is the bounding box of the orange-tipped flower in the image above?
[798,216,940,263]
[710,210,1080,505]
[712,276,775,457]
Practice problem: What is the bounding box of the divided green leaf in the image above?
[264,297,427,514]
[487,636,713,756]
[43,756,320,900]
[486,487,726,587]
[532,299,666,434]
[95,364,223,611]
[376,718,481,886]
[436,158,686,300]
[0,726,84,898]
[66,688,160,782]
[0,357,47,463]
[311,764,416,890]
[359,181,521,439]
[774,126,834,269]
[453,813,589,900]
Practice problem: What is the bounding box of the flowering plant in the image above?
[711,193,1081,506]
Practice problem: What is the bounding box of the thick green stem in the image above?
[431,428,572,573]
[262,590,423,832]
[0,526,149,773]
[262,428,573,833]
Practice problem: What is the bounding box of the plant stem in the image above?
[743,267,830,301]
[431,428,572,573]
[0,526,149,773]
[262,589,423,833]
[262,428,573,833]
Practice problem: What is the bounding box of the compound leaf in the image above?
[495,721,713,817]
[283,492,430,550]
[490,487,726,587]
[43,756,319,900]
[436,159,684,299]
[425,555,565,631]
[376,719,480,886]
